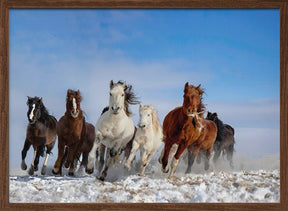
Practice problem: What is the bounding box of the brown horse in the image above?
[21,97,57,175]
[52,89,95,176]
[206,112,235,168]
[159,82,205,179]
[185,113,217,173]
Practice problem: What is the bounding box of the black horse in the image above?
[21,96,57,175]
[206,112,235,168]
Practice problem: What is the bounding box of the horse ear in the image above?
[184,82,189,92]
[110,80,114,89]
[139,104,143,109]
[39,97,43,104]
[196,84,204,95]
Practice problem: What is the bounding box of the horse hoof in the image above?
[68,172,74,176]
[162,167,169,174]
[21,161,27,170]
[52,169,61,175]
[41,166,46,175]
[86,168,94,174]
[34,166,38,171]
[204,165,209,171]
[28,167,34,175]
[185,169,191,174]
[97,175,105,181]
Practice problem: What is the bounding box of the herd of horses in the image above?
[21,80,235,180]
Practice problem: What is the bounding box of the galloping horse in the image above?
[159,83,205,179]
[206,112,235,168]
[87,80,139,181]
[52,89,95,176]
[125,104,163,176]
[185,112,217,173]
[21,97,57,175]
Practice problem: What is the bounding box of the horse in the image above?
[185,112,218,173]
[125,104,163,176]
[87,80,139,181]
[52,89,95,176]
[21,96,57,175]
[159,83,205,179]
[206,112,235,168]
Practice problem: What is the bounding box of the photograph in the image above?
[8,8,280,203]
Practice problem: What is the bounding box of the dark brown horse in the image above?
[21,97,57,175]
[52,89,95,176]
[185,112,217,173]
[159,83,205,179]
[206,112,235,168]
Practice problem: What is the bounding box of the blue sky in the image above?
[9,9,280,169]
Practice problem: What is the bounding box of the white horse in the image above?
[125,104,163,176]
[87,80,139,181]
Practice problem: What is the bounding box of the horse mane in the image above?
[197,86,206,113]
[113,81,140,116]
[207,112,225,142]
[151,106,161,134]
[30,96,56,129]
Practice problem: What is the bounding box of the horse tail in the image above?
[224,124,235,135]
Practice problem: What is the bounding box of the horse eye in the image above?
[109,93,112,96]
[121,94,124,97]
[147,114,150,117]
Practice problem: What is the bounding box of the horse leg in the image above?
[122,139,133,165]
[168,143,188,179]
[196,150,202,164]
[21,139,31,170]
[98,148,118,181]
[41,142,55,175]
[227,144,234,169]
[52,137,66,175]
[161,141,173,173]
[140,151,154,176]
[204,147,213,171]
[28,145,44,175]
[185,148,195,174]
[86,141,99,174]
[97,143,106,173]
[139,150,149,176]
[125,140,140,170]
[213,142,221,164]
[67,143,82,176]
[28,149,37,175]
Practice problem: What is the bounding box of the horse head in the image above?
[109,80,126,115]
[26,96,43,124]
[109,80,140,116]
[206,112,218,123]
[138,104,153,129]
[66,89,82,118]
[182,82,204,117]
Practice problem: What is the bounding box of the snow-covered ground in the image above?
[9,153,280,203]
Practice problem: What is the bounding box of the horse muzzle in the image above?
[138,123,146,129]
[71,110,79,118]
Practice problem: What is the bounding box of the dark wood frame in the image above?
[1,0,287,210]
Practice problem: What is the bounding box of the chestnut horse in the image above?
[159,83,205,179]
[52,89,95,176]
[21,97,57,175]
[185,112,217,174]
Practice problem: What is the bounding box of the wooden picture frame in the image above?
[1,0,287,210]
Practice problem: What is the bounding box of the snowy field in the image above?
[9,153,280,203]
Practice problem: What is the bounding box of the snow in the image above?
[9,154,280,203]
